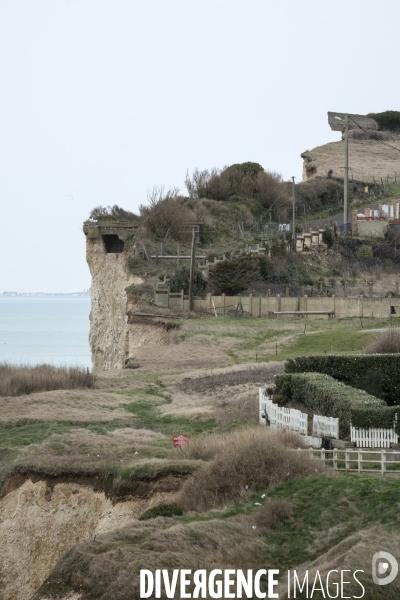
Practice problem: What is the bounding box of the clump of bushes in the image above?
[0,363,95,397]
[208,254,259,295]
[366,328,400,354]
[368,111,400,132]
[169,265,207,296]
[139,186,193,242]
[185,162,291,220]
[177,427,327,511]
[89,205,138,220]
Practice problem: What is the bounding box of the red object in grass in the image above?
[173,434,189,447]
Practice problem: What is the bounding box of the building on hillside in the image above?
[352,200,400,237]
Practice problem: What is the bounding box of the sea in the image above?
[0,298,91,368]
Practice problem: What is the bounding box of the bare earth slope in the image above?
[302,135,400,182]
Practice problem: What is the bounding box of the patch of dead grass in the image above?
[176,428,328,511]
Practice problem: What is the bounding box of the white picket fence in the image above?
[350,425,398,448]
[313,415,339,439]
[259,389,307,435]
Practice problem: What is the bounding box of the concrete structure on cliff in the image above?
[83,219,177,371]
[302,112,400,183]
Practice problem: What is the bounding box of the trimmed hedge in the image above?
[274,373,398,435]
[285,355,400,406]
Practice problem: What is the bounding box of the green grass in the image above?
[122,399,218,436]
[273,329,377,361]
[181,315,391,364]
[36,474,400,600]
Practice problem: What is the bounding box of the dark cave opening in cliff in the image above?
[102,234,124,253]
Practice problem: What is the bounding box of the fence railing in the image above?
[313,415,339,439]
[350,425,398,448]
[298,448,400,477]
[259,390,308,435]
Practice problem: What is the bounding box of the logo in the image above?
[372,551,398,586]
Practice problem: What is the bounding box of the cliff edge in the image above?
[84,221,174,370]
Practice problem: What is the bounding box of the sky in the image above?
[1,0,400,292]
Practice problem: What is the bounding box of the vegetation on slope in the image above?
[0,363,95,397]
[35,474,400,600]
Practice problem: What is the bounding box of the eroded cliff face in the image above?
[301,134,400,183]
[86,228,178,371]
[0,478,173,600]
[86,235,143,370]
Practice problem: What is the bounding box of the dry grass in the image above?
[365,327,400,353]
[252,497,294,529]
[37,517,269,600]
[0,363,95,397]
[177,428,328,511]
[279,528,400,599]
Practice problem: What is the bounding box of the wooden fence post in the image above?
[181,289,184,310]
[381,449,386,477]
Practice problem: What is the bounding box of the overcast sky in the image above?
[1,0,399,292]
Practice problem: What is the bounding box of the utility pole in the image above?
[344,113,349,233]
[188,227,196,311]
[291,176,296,252]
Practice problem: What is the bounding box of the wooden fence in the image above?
[350,425,398,448]
[259,389,337,439]
[299,448,400,477]
[259,390,307,435]
[313,415,339,439]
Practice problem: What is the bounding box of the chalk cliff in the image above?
[84,221,174,370]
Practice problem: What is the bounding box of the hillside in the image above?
[302,134,400,183]
[0,316,398,599]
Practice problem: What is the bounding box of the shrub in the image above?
[295,177,343,216]
[285,354,400,405]
[89,205,138,220]
[185,163,291,219]
[274,372,397,434]
[259,256,278,283]
[0,363,95,397]
[253,498,294,529]
[208,255,260,295]
[177,427,327,511]
[369,111,400,131]
[169,265,207,296]
[139,186,193,242]
[365,328,400,354]
[139,503,183,520]
[357,245,373,261]
[322,226,335,248]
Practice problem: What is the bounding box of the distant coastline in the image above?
[1,291,90,298]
